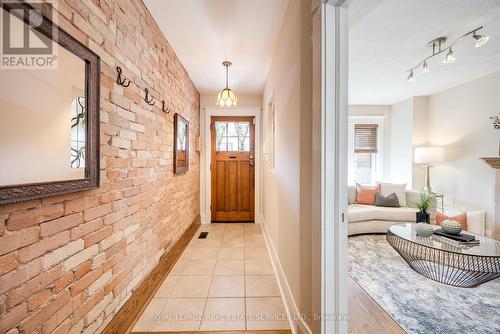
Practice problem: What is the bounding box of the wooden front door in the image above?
[211,116,255,222]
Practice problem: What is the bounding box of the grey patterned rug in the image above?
[348,234,500,334]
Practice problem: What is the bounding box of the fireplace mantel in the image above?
[481,157,500,169]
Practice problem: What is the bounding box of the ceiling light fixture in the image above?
[407,69,416,82]
[443,48,455,64]
[472,31,489,48]
[217,61,237,108]
[405,26,489,81]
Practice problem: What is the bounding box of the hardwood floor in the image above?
[348,275,405,334]
[133,331,291,334]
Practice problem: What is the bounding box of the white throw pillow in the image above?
[377,182,407,207]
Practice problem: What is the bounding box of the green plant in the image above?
[413,191,435,213]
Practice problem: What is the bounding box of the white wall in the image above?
[424,71,500,237]
[0,46,85,185]
[200,94,262,109]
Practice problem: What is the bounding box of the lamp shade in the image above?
[414,147,444,164]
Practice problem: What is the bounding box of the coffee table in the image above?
[386,223,500,287]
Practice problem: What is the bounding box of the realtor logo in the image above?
[1,0,58,69]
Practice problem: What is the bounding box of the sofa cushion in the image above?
[348,204,375,223]
[375,192,400,207]
[372,206,418,222]
[378,182,407,207]
[355,184,380,205]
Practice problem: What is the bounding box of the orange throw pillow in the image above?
[436,212,468,230]
[355,184,380,205]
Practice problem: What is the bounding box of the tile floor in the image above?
[132,223,290,332]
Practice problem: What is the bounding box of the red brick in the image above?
[84,226,112,247]
[0,253,17,274]
[70,266,104,296]
[74,260,93,280]
[0,302,27,333]
[0,215,5,236]
[6,264,62,307]
[7,204,63,230]
[40,213,83,237]
[19,290,71,333]
[27,288,52,311]
[0,226,40,256]
[42,301,72,334]
[73,290,104,323]
[53,271,74,293]
[70,218,104,240]
[0,258,42,295]
[83,204,112,221]
[18,231,70,263]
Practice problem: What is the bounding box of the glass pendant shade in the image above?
[473,33,489,48]
[217,87,237,107]
[217,61,238,108]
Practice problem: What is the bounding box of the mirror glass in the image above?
[176,118,188,168]
[0,12,86,186]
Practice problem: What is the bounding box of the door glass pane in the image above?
[215,120,251,152]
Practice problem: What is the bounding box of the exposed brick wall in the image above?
[0,0,200,333]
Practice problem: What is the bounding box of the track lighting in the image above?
[472,32,489,48]
[405,26,489,80]
[407,70,415,82]
[443,48,455,64]
[422,61,429,73]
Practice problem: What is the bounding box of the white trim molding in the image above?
[260,215,312,334]
[319,2,349,334]
[200,107,262,224]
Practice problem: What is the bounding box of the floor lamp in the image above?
[414,147,444,193]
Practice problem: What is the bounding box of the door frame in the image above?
[201,107,261,224]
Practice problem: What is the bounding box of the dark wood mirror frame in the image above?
[0,1,100,205]
[174,113,189,174]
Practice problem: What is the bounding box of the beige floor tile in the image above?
[214,259,244,275]
[169,258,189,275]
[208,275,245,297]
[221,237,244,248]
[245,259,274,275]
[244,247,269,259]
[245,275,281,297]
[155,275,181,298]
[151,298,206,332]
[190,238,223,248]
[200,298,246,331]
[182,247,220,260]
[182,259,217,275]
[246,297,289,330]
[170,276,212,297]
[133,298,168,332]
[218,247,244,260]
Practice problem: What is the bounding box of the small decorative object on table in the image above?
[413,191,435,223]
[416,222,434,237]
[440,219,462,235]
[491,114,500,155]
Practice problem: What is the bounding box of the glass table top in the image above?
[388,223,500,257]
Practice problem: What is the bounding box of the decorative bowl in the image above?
[440,219,462,235]
[415,223,434,237]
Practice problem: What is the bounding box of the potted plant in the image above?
[413,191,435,224]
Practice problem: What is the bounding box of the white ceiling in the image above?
[144,0,289,95]
[349,0,500,105]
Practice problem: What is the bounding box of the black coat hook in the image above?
[144,88,155,106]
[161,100,171,114]
[116,66,130,87]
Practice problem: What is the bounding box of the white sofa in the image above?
[347,186,486,236]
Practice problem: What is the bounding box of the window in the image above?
[70,96,85,168]
[348,118,384,185]
[215,121,250,152]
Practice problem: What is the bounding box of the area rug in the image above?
[348,234,500,334]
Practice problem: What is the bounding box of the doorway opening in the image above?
[210,116,255,222]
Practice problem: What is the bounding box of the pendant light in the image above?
[472,31,489,48]
[443,48,455,64]
[217,61,237,108]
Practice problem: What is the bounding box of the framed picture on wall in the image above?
[174,113,189,174]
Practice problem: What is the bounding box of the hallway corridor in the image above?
[132,223,290,332]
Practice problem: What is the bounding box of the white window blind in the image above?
[354,124,378,153]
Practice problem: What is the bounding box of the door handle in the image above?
[229,156,237,159]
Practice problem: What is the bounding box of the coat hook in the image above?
[116,66,130,87]
[162,100,171,114]
[144,88,155,105]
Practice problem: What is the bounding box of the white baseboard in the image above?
[260,215,312,334]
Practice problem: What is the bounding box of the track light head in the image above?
[422,61,429,73]
[443,48,455,64]
[407,70,416,82]
[473,32,489,47]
